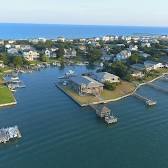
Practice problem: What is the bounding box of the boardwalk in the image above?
[147,83,168,94]
[133,93,157,106]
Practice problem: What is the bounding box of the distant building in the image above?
[57,37,65,42]
[129,45,138,51]
[141,43,151,48]
[115,50,131,61]
[93,72,120,84]
[64,49,77,58]
[23,51,39,61]
[69,76,104,96]
[0,61,5,68]
[7,48,18,55]
[144,61,163,71]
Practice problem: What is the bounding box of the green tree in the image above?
[13,56,23,67]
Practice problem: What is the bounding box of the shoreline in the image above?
[56,73,168,107]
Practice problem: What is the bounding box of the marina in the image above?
[0,68,168,168]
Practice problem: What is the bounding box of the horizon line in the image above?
[0,22,168,28]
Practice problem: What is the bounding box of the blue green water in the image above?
[0,67,168,168]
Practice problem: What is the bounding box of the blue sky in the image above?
[0,0,167,26]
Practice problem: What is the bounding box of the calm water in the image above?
[0,23,168,39]
[0,66,168,168]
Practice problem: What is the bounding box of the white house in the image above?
[7,48,18,55]
[129,45,138,51]
[23,51,39,61]
[144,61,164,71]
[141,43,151,48]
[57,37,65,42]
[115,50,131,61]
[93,72,120,84]
[0,61,5,68]
[45,49,51,57]
[64,49,77,58]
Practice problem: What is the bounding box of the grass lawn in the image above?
[60,80,136,105]
[0,86,15,105]
[101,81,136,100]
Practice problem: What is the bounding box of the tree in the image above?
[13,56,23,67]
[87,47,102,63]
[104,82,117,91]
[57,48,65,58]
[0,53,9,65]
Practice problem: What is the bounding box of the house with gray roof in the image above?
[70,76,104,96]
[93,72,120,84]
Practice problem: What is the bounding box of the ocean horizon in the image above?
[0,23,168,40]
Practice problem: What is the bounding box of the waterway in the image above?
[0,66,168,168]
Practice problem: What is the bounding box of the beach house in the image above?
[69,76,104,96]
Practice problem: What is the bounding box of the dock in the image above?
[133,93,157,106]
[147,83,168,94]
[0,126,21,144]
[90,104,118,124]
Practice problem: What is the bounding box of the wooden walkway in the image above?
[133,93,157,106]
[147,83,168,94]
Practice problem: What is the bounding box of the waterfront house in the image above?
[93,72,120,84]
[45,49,51,57]
[57,37,65,42]
[115,50,131,61]
[131,70,144,78]
[69,76,104,96]
[144,61,163,71]
[23,50,39,61]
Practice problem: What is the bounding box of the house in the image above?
[7,48,18,55]
[93,72,120,84]
[141,43,151,48]
[131,70,144,78]
[64,49,77,58]
[144,61,164,71]
[0,61,5,68]
[131,64,146,71]
[115,50,131,61]
[129,45,138,51]
[45,49,51,57]
[23,51,39,61]
[0,41,4,45]
[57,37,65,42]
[139,52,151,58]
[69,76,104,96]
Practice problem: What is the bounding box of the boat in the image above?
[104,114,118,124]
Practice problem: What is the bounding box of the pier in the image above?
[161,76,168,82]
[0,126,21,144]
[90,104,118,124]
[147,83,168,94]
[133,93,157,106]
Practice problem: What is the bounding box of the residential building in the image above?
[144,61,163,71]
[64,49,77,58]
[115,50,131,61]
[69,76,104,96]
[93,72,120,83]
[23,51,39,61]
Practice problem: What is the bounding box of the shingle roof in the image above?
[70,76,104,87]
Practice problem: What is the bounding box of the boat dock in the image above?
[90,104,118,124]
[0,126,22,144]
[147,83,168,94]
[133,93,157,106]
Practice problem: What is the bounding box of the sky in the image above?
[0,0,168,26]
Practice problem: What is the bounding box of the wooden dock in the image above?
[133,93,157,106]
[147,83,168,94]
